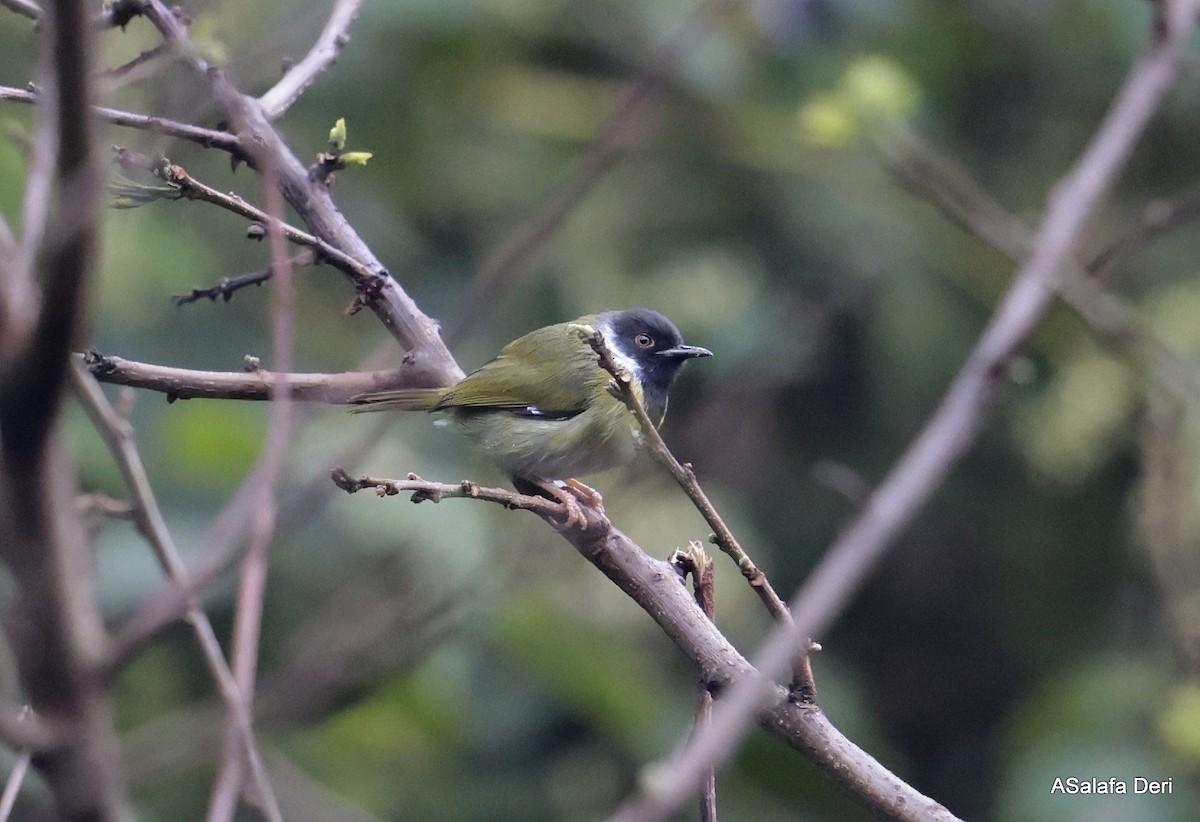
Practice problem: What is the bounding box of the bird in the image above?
[349,308,712,525]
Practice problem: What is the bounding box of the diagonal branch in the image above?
[140,0,463,381]
[68,363,282,821]
[450,0,743,342]
[888,135,1200,404]
[610,4,1200,819]
[333,469,961,822]
[584,329,817,702]
[258,0,364,121]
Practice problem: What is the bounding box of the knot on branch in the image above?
[345,272,388,316]
[83,348,116,376]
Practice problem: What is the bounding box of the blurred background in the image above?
[4,0,1200,819]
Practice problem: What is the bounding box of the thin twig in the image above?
[1090,180,1200,276]
[99,42,176,92]
[108,412,395,667]
[258,0,364,121]
[0,85,247,159]
[888,135,1200,403]
[173,268,273,305]
[0,752,30,822]
[331,469,576,522]
[669,544,717,822]
[68,363,283,822]
[450,0,743,343]
[172,252,313,306]
[609,5,1200,820]
[584,329,817,703]
[153,161,384,291]
[207,139,297,822]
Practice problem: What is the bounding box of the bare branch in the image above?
[0,752,30,822]
[81,350,424,402]
[450,0,743,343]
[68,363,282,820]
[258,0,364,120]
[612,6,1200,819]
[140,0,463,380]
[0,2,128,817]
[207,146,297,822]
[0,85,248,161]
[334,470,961,822]
[888,135,1200,404]
[123,158,385,292]
[585,329,817,702]
[0,0,39,21]
[173,253,313,306]
[669,544,717,822]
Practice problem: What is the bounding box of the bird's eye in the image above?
[635,333,654,349]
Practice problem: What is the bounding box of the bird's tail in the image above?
[348,388,443,413]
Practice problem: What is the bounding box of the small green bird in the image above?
[350,308,712,522]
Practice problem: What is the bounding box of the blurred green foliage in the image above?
[4,0,1200,819]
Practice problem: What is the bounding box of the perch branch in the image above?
[610,4,1200,819]
[584,329,817,703]
[333,469,960,822]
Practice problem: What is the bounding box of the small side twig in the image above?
[331,468,585,527]
[100,42,174,91]
[120,158,383,293]
[172,252,314,306]
[584,329,817,703]
[670,543,717,822]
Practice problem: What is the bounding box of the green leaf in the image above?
[329,117,348,150]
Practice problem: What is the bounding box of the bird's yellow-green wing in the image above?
[435,321,606,415]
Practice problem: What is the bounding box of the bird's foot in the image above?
[518,477,603,528]
[563,478,604,513]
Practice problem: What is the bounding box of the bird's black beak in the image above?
[658,344,713,360]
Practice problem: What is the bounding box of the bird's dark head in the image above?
[596,308,712,425]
